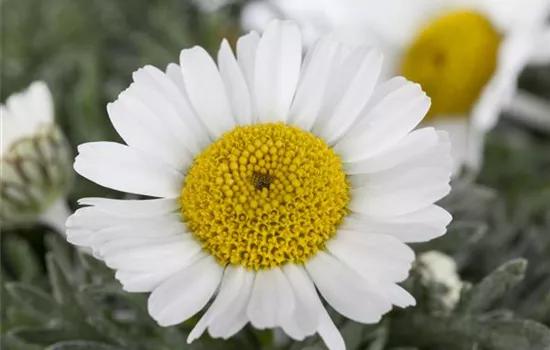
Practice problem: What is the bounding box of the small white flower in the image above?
[66,20,452,350]
[243,0,550,174]
[1,81,73,232]
[417,251,463,311]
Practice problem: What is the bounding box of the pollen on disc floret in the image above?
[180,123,350,270]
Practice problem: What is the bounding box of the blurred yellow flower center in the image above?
[400,10,501,119]
[180,123,350,270]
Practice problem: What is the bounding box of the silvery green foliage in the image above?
[2,233,550,350]
[0,125,73,228]
[1,235,255,350]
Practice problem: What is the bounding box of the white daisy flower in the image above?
[66,20,452,349]
[242,0,550,174]
[1,81,73,232]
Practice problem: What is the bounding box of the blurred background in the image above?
[2,0,550,349]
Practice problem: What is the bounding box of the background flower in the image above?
[1,81,73,233]
[242,0,550,174]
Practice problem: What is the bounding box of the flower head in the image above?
[66,20,452,349]
[243,0,550,174]
[1,81,73,232]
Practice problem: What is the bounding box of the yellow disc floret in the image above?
[401,10,501,119]
[180,123,350,270]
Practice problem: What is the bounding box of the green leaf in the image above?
[2,236,42,283]
[1,333,43,350]
[45,340,122,350]
[456,259,527,314]
[477,319,550,350]
[44,234,75,279]
[6,283,57,320]
[9,327,81,346]
[46,253,79,309]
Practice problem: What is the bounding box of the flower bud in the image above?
[1,82,73,232]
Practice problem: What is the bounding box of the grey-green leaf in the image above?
[45,340,123,350]
[456,259,527,314]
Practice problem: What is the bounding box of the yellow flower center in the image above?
[400,10,501,119]
[180,123,350,270]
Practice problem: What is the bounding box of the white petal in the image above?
[236,31,261,120]
[317,308,346,350]
[90,214,189,251]
[188,266,247,343]
[288,36,339,131]
[281,264,321,336]
[342,204,451,243]
[246,267,295,329]
[180,46,236,138]
[306,251,392,324]
[207,271,255,338]
[102,234,201,271]
[1,82,54,153]
[254,20,302,123]
[148,254,223,327]
[349,157,451,217]
[77,197,179,218]
[118,79,196,162]
[314,47,383,144]
[327,233,416,307]
[74,142,183,198]
[65,207,131,246]
[327,231,414,282]
[335,78,430,162]
[426,118,470,175]
[343,127,439,174]
[529,26,550,64]
[27,81,54,124]
[349,163,451,190]
[66,206,172,231]
[133,66,211,153]
[108,99,190,171]
[116,267,181,293]
[217,39,253,126]
[349,184,450,218]
[165,63,187,96]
